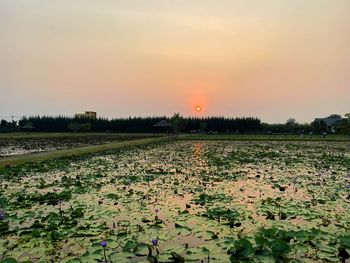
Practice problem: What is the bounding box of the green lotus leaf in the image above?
[123,240,139,252]
[0,259,18,263]
[135,243,150,256]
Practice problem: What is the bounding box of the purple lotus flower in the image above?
[0,210,5,220]
[100,240,108,262]
[152,239,158,246]
[100,241,107,247]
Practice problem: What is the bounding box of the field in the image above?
[0,133,153,158]
[0,137,350,262]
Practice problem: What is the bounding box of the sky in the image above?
[0,0,349,123]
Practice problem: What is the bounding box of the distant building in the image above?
[314,114,345,128]
[74,111,97,119]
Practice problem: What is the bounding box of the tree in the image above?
[200,121,207,132]
[286,118,297,126]
[80,123,92,132]
[67,122,81,132]
[339,113,350,135]
[170,113,186,135]
[285,118,298,133]
[22,122,34,134]
[311,120,328,134]
[0,120,9,131]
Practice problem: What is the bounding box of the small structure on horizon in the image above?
[75,111,97,119]
[314,114,344,128]
[153,120,173,137]
[314,114,346,134]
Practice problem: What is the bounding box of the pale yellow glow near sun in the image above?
[195,106,202,112]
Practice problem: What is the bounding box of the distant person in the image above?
[323,132,327,139]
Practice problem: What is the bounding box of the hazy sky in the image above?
[0,0,349,123]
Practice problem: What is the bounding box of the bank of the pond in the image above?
[180,134,350,142]
[0,136,169,168]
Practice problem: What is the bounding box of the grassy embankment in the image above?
[0,136,169,168]
[180,133,350,141]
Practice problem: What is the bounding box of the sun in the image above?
[195,106,202,112]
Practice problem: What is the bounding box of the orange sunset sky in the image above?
[0,0,349,123]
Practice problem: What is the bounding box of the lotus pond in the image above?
[0,140,349,262]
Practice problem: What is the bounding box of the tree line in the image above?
[0,114,349,134]
[0,115,260,133]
